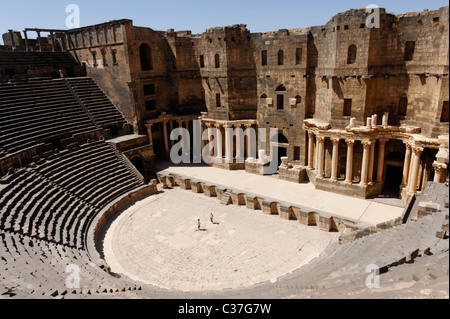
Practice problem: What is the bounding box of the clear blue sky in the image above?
[0,0,448,43]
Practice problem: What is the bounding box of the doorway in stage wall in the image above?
[271,132,289,173]
[277,146,287,169]
[383,165,403,198]
[382,152,405,198]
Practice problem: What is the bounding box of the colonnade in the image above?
[306,131,446,193]
[145,118,256,163]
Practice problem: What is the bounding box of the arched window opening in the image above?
[215,54,220,68]
[296,48,302,65]
[275,85,286,110]
[347,45,357,64]
[140,43,153,71]
[278,50,284,66]
[261,50,267,66]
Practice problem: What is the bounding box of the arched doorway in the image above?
[383,152,404,197]
[139,43,153,71]
[271,132,289,171]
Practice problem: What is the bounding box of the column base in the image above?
[359,182,368,187]
[343,180,353,185]
[330,177,338,182]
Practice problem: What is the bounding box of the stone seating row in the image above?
[275,187,449,296]
[66,78,125,127]
[33,141,143,208]
[0,77,128,159]
[0,51,76,67]
[0,229,145,298]
[0,79,100,155]
[0,141,144,249]
[0,169,90,248]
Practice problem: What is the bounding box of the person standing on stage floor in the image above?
[198,219,201,231]
[210,213,214,224]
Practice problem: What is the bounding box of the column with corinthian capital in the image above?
[316,136,325,179]
[407,146,424,194]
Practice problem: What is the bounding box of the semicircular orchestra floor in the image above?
[103,187,339,292]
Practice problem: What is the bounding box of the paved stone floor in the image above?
[103,188,339,292]
[155,162,405,226]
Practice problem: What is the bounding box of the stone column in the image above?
[360,141,372,187]
[200,122,206,157]
[235,124,244,162]
[215,124,223,161]
[146,124,154,146]
[24,31,30,52]
[245,124,254,158]
[205,123,213,157]
[308,131,315,170]
[330,138,340,182]
[316,136,325,179]
[402,142,412,187]
[417,161,424,192]
[224,124,233,163]
[344,139,355,184]
[368,141,376,185]
[376,139,388,183]
[433,162,447,184]
[50,32,55,52]
[162,121,170,153]
[177,120,186,153]
[421,163,430,192]
[314,137,319,173]
[37,31,43,52]
[177,120,184,137]
[169,120,175,147]
[407,146,424,194]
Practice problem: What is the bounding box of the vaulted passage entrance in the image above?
[131,156,145,177]
[383,152,404,198]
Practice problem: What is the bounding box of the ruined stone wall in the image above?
[254,29,309,165]
[125,25,177,134]
[196,27,229,121]
[225,26,257,120]
[63,6,448,143]
[196,25,257,121]
[395,7,449,138]
[66,21,135,128]
[166,31,205,115]
[309,9,373,127]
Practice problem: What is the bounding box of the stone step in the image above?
[220,191,232,205]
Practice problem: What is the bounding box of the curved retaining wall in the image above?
[156,172,364,235]
[86,180,158,267]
